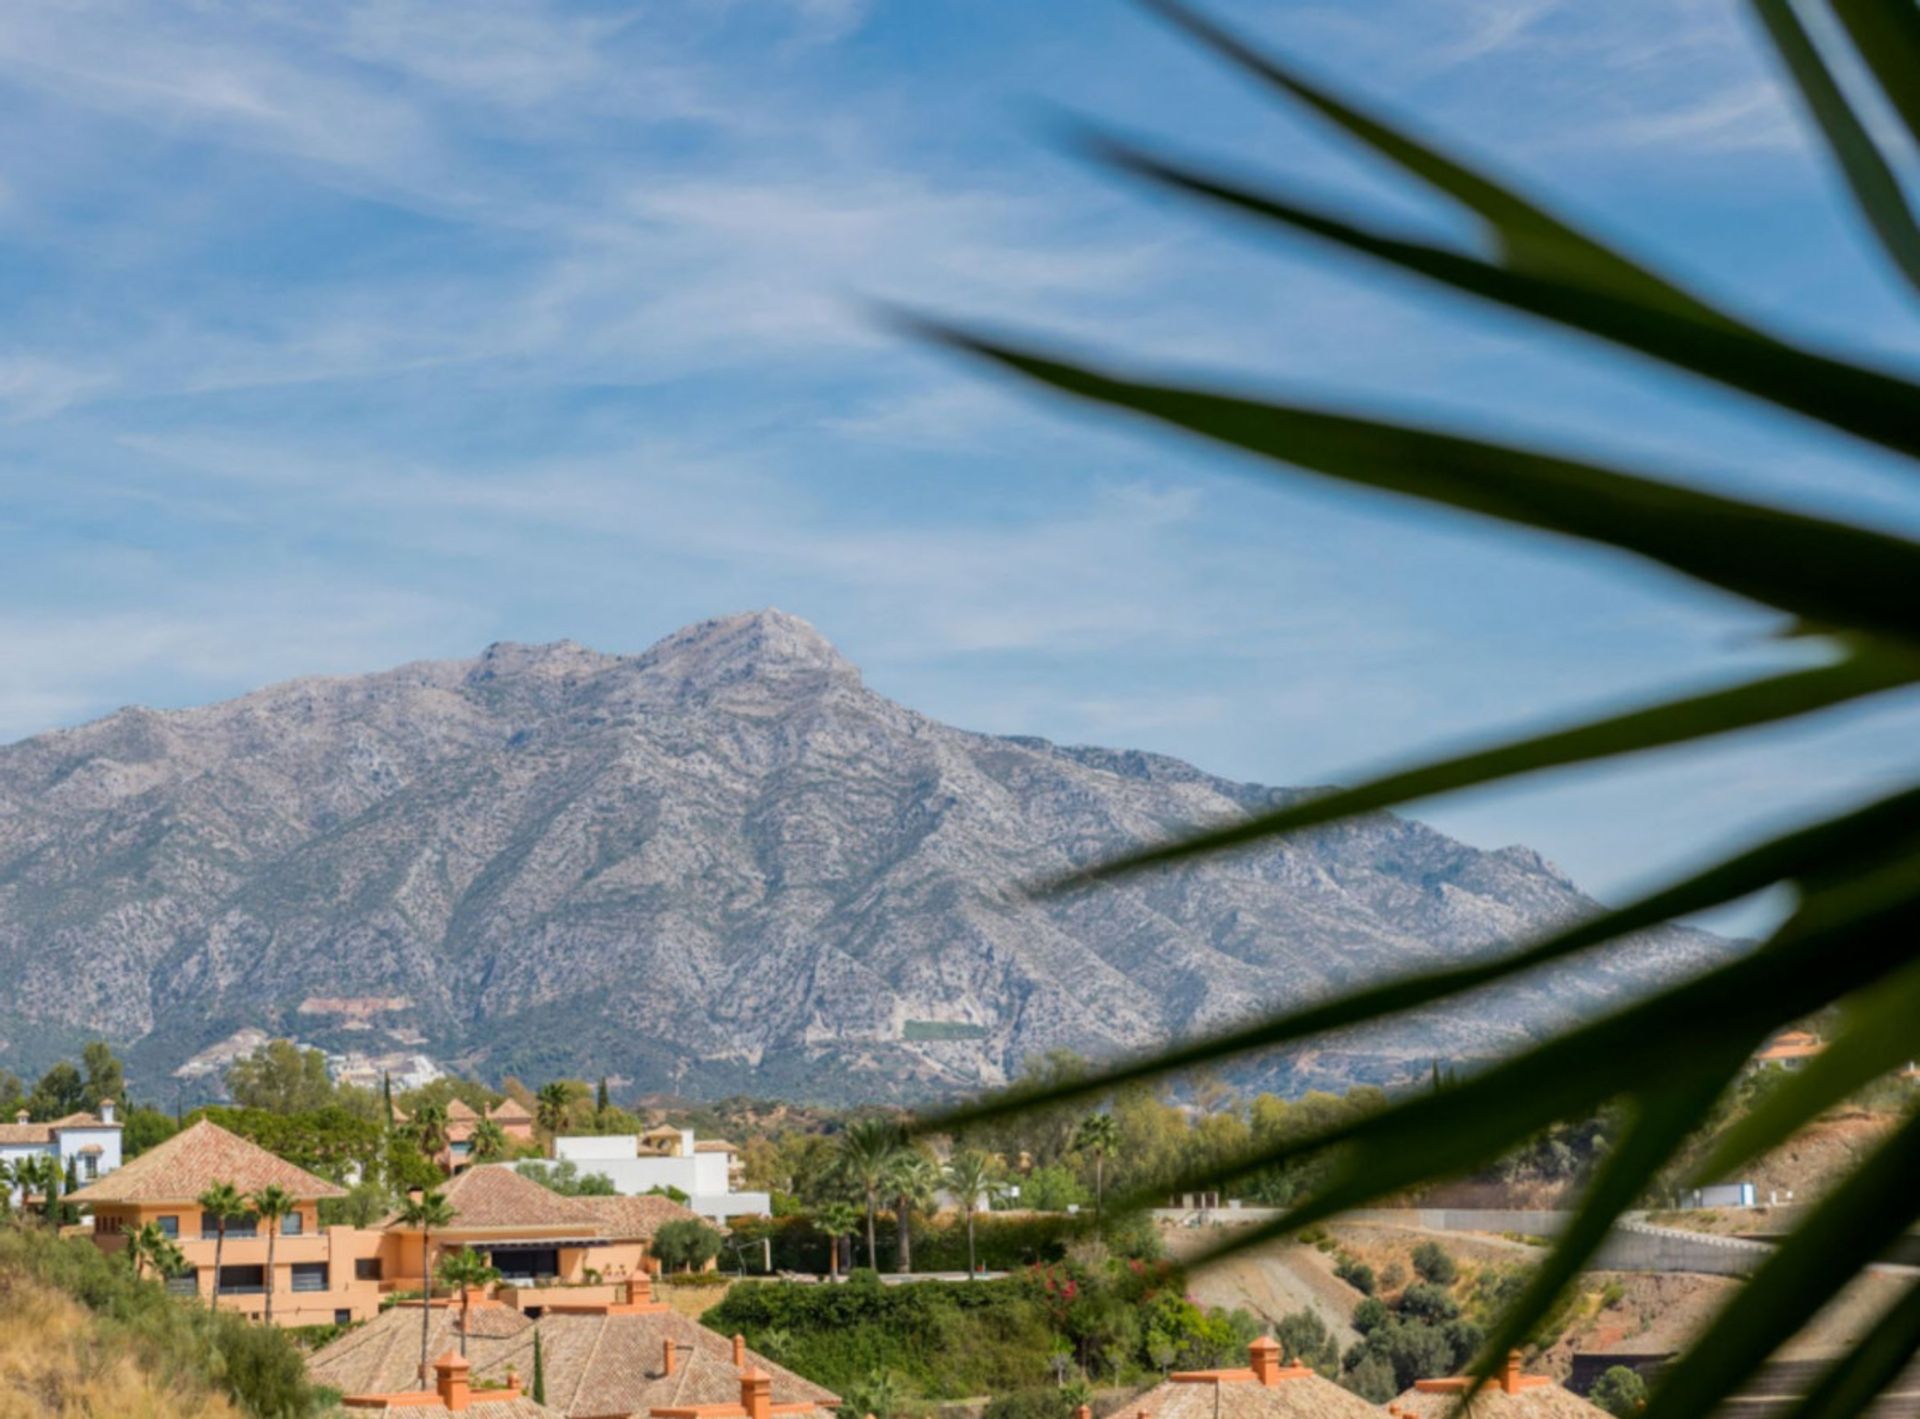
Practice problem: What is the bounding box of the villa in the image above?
[0,1098,123,1201]
[311,1275,839,1419]
[551,1129,769,1224]
[71,1118,385,1327]
[69,1125,702,1327]
[381,1164,705,1307]
[441,1098,537,1173]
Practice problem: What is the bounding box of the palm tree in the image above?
[534,1082,574,1138]
[397,1188,457,1382]
[813,1201,863,1281]
[1073,1113,1120,1219]
[250,1184,295,1325]
[470,1118,509,1163]
[412,1101,451,1167]
[834,1119,904,1271]
[128,1221,185,1286]
[882,1150,939,1275]
[942,1150,999,1277]
[434,1248,501,1356]
[196,1182,245,1312]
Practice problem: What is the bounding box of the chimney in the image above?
[681,1128,696,1158]
[1499,1351,1524,1394]
[733,1333,747,1369]
[1249,1335,1282,1387]
[434,1350,472,1412]
[1074,1407,1091,1419]
[505,1365,520,1394]
[627,1273,654,1306]
[12,1110,25,1125]
[99,1099,116,1125]
[740,1367,772,1419]
[663,1338,677,1377]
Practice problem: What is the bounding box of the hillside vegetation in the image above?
[0,1224,322,1419]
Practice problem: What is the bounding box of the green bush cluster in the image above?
[0,1223,320,1417]
[708,1256,1255,1407]
[1338,1269,1480,1401]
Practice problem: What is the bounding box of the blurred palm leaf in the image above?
[911,4,1920,1419]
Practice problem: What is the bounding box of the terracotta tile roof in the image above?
[447,1100,482,1121]
[693,1141,737,1154]
[1393,1363,1609,1419]
[574,1193,706,1241]
[66,1119,344,1204]
[310,1307,838,1419]
[1131,1370,1382,1419]
[490,1099,534,1122]
[344,1401,556,1418]
[406,1166,602,1233]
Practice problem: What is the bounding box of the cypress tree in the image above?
[382,1072,394,1127]
[596,1077,610,1117]
[532,1328,546,1404]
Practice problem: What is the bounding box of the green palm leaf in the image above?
[911,6,1920,1418]
[913,324,1920,644]
[1068,130,1920,460]
[1831,0,1920,153]
[1749,0,1920,294]
[1136,0,1744,326]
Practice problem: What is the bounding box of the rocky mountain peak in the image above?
[633,608,858,689]
[0,612,1726,1102]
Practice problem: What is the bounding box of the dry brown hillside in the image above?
[0,1269,238,1419]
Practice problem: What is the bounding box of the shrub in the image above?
[1344,1352,1397,1403]
[1397,1283,1459,1324]
[1274,1308,1340,1375]
[1590,1365,1650,1418]
[654,1219,726,1272]
[1411,1242,1457,1286]
[1333,1255,1376,1295]
[983,1389,1074,1419]
[1351,1298,1391,1335]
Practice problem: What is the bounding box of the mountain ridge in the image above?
[0,609,1721,1103]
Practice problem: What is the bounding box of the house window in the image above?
[280,1211,303,1236]
[80,1154,98,1180]
[334,1309,353,1327]
[291,1263,328,1293]
[217,1265,266,1295]
[203,1212,257,1240]
[354,1258,382,1282]
[165,1269,198,1297]
[154,1215,178,1238]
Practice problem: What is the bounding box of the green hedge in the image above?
[707,1271,1059,1400]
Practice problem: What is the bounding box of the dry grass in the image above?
[0,1269,239,1419]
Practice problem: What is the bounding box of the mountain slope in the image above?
[0,610,1722,1101]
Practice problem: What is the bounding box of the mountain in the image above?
[0,610,1723,1103]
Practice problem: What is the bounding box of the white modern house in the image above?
[552,1126,770,1224]
[0,1099,124,1201]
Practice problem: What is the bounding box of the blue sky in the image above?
[3,0,1917,920]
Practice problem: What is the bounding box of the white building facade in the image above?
[552,1128,770,1224]
[0,1100,124,1202]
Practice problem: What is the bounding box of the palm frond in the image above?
[1749,0,1920,294]
[910,5,1920,1417]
